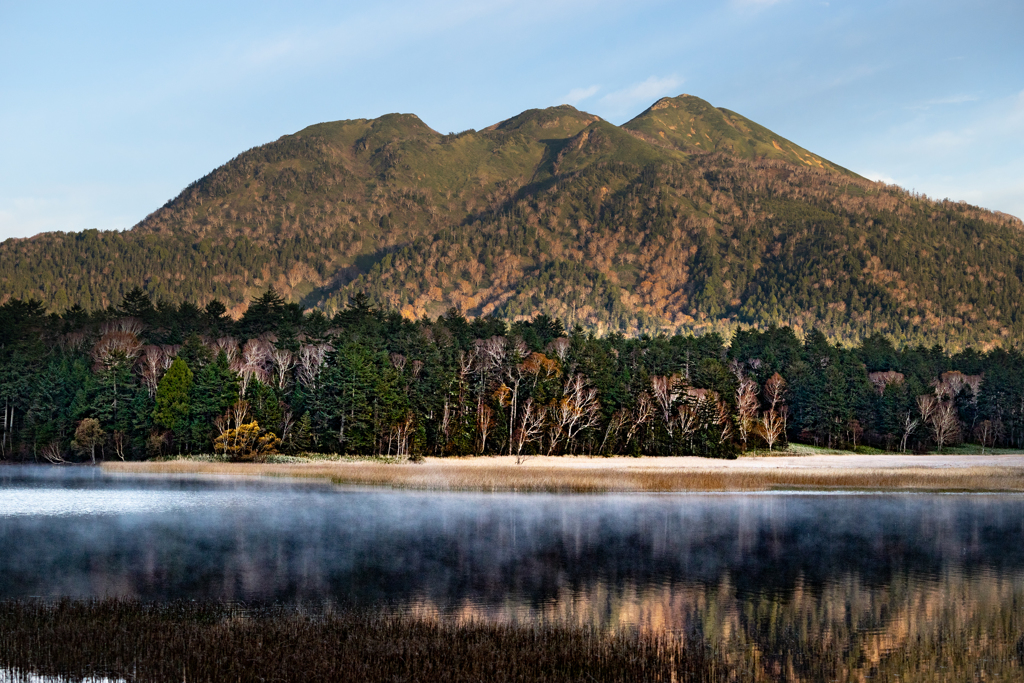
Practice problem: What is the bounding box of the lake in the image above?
[2,464,1024,676]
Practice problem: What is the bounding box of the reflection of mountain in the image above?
[3,479,1024,678]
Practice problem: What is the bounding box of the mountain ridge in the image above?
[1,94,1022,349]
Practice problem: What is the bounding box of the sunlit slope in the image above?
[1,95,1022,348]
[623,94,855,175]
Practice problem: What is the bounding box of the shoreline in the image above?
[102,453,1024,493]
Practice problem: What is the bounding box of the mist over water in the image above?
[2,466,1024,633]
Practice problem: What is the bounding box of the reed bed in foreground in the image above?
[105,459,1024,493]
[0,599,721,683]
[3,598,1023,682]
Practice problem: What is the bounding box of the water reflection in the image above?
[2,465,1024,676]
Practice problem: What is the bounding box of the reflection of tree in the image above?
[407,570,1024,682]
[4,489,1024,681]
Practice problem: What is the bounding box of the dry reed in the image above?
[104,459,1024,493]
[0,599,721,683]
[3,596,1022,682]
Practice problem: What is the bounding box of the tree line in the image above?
[1,288,1023,463]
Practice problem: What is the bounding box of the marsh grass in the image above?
[0,600,721,683]
[105,459,1024,493]
[2,595,1022,683]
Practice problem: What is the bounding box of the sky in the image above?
[1,0,1022,240]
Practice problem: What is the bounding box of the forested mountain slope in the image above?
[1,94,1022,349]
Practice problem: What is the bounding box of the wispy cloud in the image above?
[731,0,787,8]
[925,94,978,106]
[598,75,684,117]
[908,94,980,110]
[562,85,600,105]
[851,88,1024,218]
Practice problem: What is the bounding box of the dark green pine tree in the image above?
[178,333,214,371]
[202,300,229,336]
[23,358,77,453]
[153,358,193,445]
[322,342,401,453]
[118,287,156,323]
[246,379,283,436]
[240,288,286,337]
[188,351,239,452]
[92,358,137,435]
[301,310,332,345]
[290,411,313,454]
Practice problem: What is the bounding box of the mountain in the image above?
[1,94,1022,348]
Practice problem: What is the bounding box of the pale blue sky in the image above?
[1,0,1021,240]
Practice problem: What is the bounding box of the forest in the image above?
[1,287,1022,463]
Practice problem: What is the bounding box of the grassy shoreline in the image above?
[103,453,1024,493]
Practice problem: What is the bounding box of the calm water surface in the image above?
[2,465,1024,638]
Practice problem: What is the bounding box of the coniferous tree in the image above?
[247,380,283,438]
[188,351,239,451]
[290,412,313,454]
[153,358,193,442]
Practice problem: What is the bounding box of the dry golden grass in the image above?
[104,457,1024,493]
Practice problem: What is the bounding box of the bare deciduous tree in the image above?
[40,442,66,464]
[712,394,733,446]
[513,399,546,464]
[650,375,683,437]
[916,394,937,426]
[624,393,655,449]
[477,403,494,454]
[900,414,919,453]
[676,401,700,446]
[214,336,240,363]
[764,373,787,412]
[99,317,144,337]
[475,336,508,373]
[388,352,407,373]
[160,345,181,369]
[110,430,128,461]
[919,394,959,451]
[599,410,628,455]
[763,372,789,437]
[383,412,415,460]
[137,345,166,397]
[234,339,273,395]
[756,408,786,451]
[736,378,759,450]
[271,348,295,391]
[92,331,142,371]
[547,374,600,454]
[297,344,331,390]
[973,419,1002,454]
[545,337,571,363]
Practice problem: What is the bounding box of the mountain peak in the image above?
[624,94,855,175]
[483,105,601,139]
